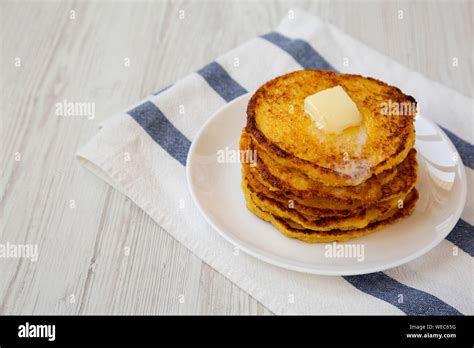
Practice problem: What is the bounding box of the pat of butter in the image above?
[304,85,361,134]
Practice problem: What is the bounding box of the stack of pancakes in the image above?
[240,70,418,242]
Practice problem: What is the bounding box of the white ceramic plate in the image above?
[186,93,467,275]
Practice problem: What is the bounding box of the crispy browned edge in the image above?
[244,166,359,217]
[272,189,419,236]
[249,187,419,240]
[245,70,417,182]
[244,177,401,229]
[242,129,418,206]
[256,145,418,202]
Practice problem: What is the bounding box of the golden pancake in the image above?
[255,147,417,207]
[248,163,365,210]
[243,176,406,231]
[246,130,397,197]
[243,182,419,243]
[241,135,418,210]
[244,162,409,220]
[244,166,356,218]
[246,70,416,186]
[240,129,415,209]
[244,152,417,211]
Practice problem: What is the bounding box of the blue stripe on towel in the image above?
[261,32,335,71]
[446,219,474,256]
[153,84,172,96]
[344,272,462,315]
[440,126,474,169]
[128,101,191,166]
[197,62,247,102]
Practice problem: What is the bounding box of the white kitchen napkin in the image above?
[77,10,473,315]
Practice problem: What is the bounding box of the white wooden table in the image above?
[1,0,472,314]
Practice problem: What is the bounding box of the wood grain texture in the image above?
[0,0,472,315]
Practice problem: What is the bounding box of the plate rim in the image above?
[186,92,467,276]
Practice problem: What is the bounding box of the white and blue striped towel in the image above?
[77,11,473,315]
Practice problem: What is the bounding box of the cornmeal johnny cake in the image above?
[240,70,418,243]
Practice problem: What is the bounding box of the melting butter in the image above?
[304,85,361,134]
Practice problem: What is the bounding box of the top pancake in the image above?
[246,70,416,186]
